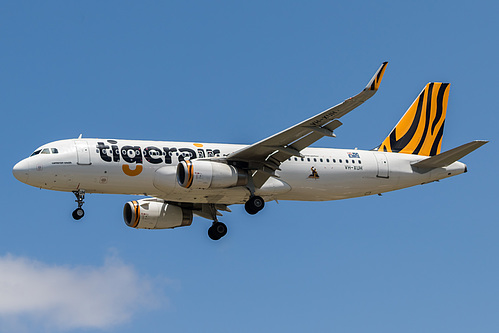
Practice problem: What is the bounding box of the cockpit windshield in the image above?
[29,147,59,157]
[30,149,41,157]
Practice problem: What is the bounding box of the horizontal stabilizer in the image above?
[411,140,488,169]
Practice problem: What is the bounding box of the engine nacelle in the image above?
[177,160,248,189]
[123,198,193,229]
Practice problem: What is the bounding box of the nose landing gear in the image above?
[72,190,85,220]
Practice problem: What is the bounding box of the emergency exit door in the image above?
[74,141,91,165]
[374,153,389,178]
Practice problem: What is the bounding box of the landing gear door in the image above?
[74,141,91,165]
[374,153,389,178]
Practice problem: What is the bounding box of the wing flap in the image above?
[291,120,343,152]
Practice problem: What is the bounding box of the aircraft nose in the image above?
[13,159,30,183]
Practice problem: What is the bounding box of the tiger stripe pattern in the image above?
[368,61,388,91]
[378,82,450,156]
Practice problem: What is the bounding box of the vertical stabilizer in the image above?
[378,82,450,156]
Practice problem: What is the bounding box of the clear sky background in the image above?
[1,1,498,332]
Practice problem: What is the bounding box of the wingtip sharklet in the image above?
[365,61,388,91]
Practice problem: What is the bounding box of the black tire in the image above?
[72,208,84,220]
[245,196,265,215]
[208,226,218,240]
[252,196,265,210]
[208,222,227,240]
[214,222,227,237]
[245,201,258,215]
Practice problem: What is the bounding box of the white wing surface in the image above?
[227,62,388,187]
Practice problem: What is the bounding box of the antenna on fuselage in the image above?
[78,134,82,139]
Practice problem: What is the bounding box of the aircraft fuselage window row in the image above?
[291,157,362,164]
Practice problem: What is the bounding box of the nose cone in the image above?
[13,159,30,183]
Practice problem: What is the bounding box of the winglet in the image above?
[365,62,388,91]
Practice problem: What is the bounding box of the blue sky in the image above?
[1,1,498,332]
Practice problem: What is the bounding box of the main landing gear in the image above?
[245,195,265,215]
[207,196,265,240]
[207,204,228,241]
[208,221,228,241]
[72,190,85,220]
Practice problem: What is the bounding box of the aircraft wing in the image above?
[227,62,388,187]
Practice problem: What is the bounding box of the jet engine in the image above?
[123,198,193,229]
[177,160,248,189]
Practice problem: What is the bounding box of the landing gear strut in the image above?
[245,196,265,215]
[72,190,85,220]
[207,204,227,240]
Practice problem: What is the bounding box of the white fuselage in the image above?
[13,139,466,205]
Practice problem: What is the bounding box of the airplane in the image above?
[12,62,488,240]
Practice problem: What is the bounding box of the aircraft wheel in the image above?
[72,208,84,220]
[208,222,227,240]
[245,196,265,215]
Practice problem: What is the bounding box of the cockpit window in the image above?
[29,147,59,157]
[30,149,41,157]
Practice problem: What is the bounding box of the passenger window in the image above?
[333,159,336,163]
[313,158,317,162]
[30,149,41,157]
[339,159,342,163]
[346,160,349,163]
[294,158,297,161]
[352,160,355,164]
[359,160,362,164]
[51,148,59,154]
[301,158,304,162]
[320,158,323,163]
[41,148,50,154]
[307,158,310,162]
[326,159,330,163]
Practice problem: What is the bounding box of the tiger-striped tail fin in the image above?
[378,82,450,156]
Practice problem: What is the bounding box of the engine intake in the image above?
[177,160,248,189]
[123,198,193,229]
